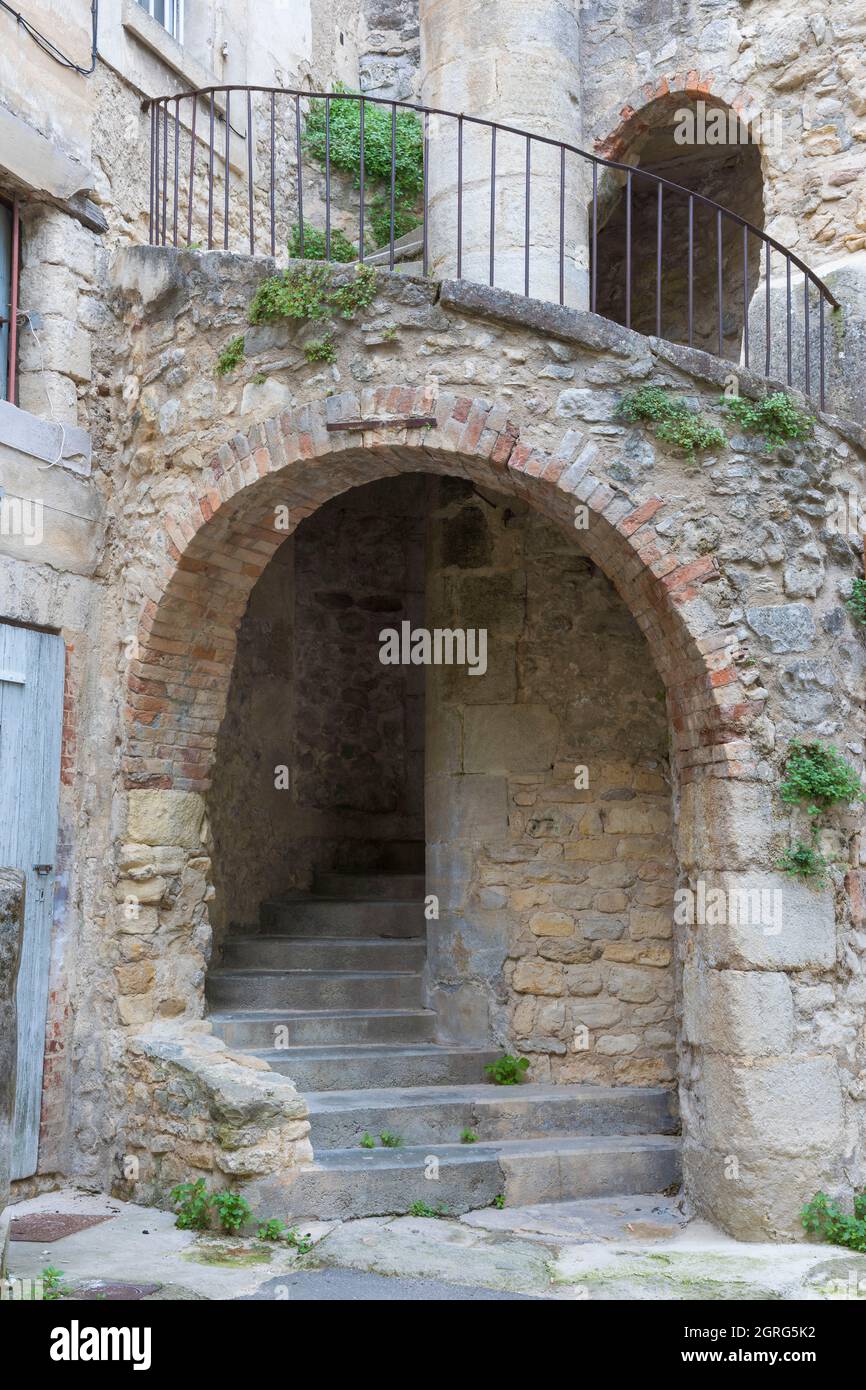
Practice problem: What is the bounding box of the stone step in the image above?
[206,969,425,1012]
[305,1083,679,1150]
[312,871,426,901]
[221,936,426,973]
[209,1008,437,1048]
[254,1042,500,1091]
[260,897,425,938]
[279,1135,681,1220]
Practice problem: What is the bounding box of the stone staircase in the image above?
[206,869,681,1220]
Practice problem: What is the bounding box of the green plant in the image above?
[802,1190,866,1253]
[286,1227,315,1254]
[721,390,815,448]
[249,264,332,324]
[491,1195,505,1210]
[289,221,358,263]
[169,1178,212,1231]
[329,264,378,318]
[257,1218,287,1241]
[304,333,337,364]
[360,1132,376,1149]
[369,195,420,249]
[251,370,267,385]
[616,385,726,456]
[379,1130,404,1148]
[210,1190,253,1235]
[460,1128,478,1144]
[409,1200,447,1218]
[303,86,423,249]
[40,1267,69,1301]
[249,264,377,342]
[484,1054,530,1086]
[215,334,245,377]
[779,740,864,820]
[776,840,829,883]
[847,577,866,627]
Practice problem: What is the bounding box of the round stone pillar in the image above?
[420,0,588,307]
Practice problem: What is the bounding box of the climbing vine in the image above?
[303,86,423,249]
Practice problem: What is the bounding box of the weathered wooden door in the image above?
[0,622,65,1179]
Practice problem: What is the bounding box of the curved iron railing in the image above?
[146,87,839,409]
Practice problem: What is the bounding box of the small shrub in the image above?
[369,195,420,249]
[360,1132,376,1149]
[846,577,866,627]
[484,1054,530,1086]
[779,740,864,819]
[286,1227,315,1254]
[776,840,829,883]
[616,385,726,456]
[41,1267,69,1301]
[491,1194,505,1210]
[329,264,378,319]
[304,334,336,364]
[802,1190,866,1253]
[409,1200,447,1218]
[169,1178,211,1231]
[460,1128,478,1144]
[215,334,245,377]
[210,1190,252,1235]
[249,264,331,324]
[379,1130,403,1148]
[289,222,357,263]
[303,86,422,249]
[721,391,815,448]
[257,1218,287,1241]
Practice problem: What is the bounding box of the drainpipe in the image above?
[420,0,588,307]
[9,198,19,407]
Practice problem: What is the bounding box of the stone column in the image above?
[0,869,25,1278]
[420,0,588,307]
[676,780,845,1239]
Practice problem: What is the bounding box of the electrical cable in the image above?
[0,0,98,77]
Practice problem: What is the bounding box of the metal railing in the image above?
[146,87,839,410]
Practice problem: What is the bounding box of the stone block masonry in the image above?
[71,248,866,1239]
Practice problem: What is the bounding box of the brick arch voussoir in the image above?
[594,72,763,163]
[124,385,759,793]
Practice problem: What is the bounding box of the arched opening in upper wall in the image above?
[592,94,764,358]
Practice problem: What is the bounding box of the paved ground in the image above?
[4,1187,866,1301]
[243,1268,543,1299]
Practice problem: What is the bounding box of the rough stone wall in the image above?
[582,0,866,264]
[119,1022,311,1211]
[359,0,421,100]
[208,474,425,938]
[97,249,866,1235]
[426,480,676,1084]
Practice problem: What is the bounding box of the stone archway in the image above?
[116,380,838,1239]
[591,87,765,356]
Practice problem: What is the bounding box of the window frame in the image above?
[136,0,184,46]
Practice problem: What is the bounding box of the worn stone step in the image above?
[305,1083,679,1150]
[209,1008,437,1048]
[205,969,425,1012]
[277,1135,681,1220]
[312,871,426,901]
[254,1043,500,1091]
[221,936,426,973]
[260,897,425,938]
